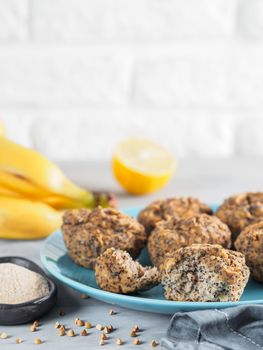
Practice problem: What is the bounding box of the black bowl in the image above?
[0,256,57,325]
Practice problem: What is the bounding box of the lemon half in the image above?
[112,138,175,195]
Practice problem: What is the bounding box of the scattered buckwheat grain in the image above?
[30,325,37,332]
[34,338,42,345]
[106,325,113,333]
[67,329,75,337]
[100,333,107,341]
[133,338,141,345]
[58,326,65,336]
[130,330,137,337]
[99,338,105,346]
[76,319,84,327]
[103,327,110,334]
[132,325,139,333]
[80,294,89,299]
[116,338,123,345]
[54,321,60,329]
[151,339,159,347]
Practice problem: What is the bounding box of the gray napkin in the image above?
[162,305,263,350]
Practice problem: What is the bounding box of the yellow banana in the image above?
[43,195,87,209]
[0,137,93,205]
[0,181,87,209]
[0,197,62,240]
[0,122,4,137]
[0,184,23,198]
[0,169,49,197]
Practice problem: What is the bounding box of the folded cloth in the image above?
[162,305,263,350]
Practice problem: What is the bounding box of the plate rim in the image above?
[40,206,263,311]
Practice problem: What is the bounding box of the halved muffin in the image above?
[161,244,249,302]
[95,248,160,294]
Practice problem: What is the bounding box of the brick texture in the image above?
[133,56,229,107]
[31,0,237,42]
[235,117,263,156]
[237,0,263,38]
[28,110,234,160]
[0,0,28,41]
[0,0,262,160]
[0,48,131,107]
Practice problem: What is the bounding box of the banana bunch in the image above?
[0,136,113,240]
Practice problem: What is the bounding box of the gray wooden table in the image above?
[0,158,262,349]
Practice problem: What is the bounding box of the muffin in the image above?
[138,197,212,234]
[95,248,160,294]
[235,221,263,283]
[215,192,263,241]
[62,207,147,269]
[161,244,249,302]
[147,214,231,268]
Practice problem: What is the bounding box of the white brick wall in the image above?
[31,0,238,42]
[0,0,263,160]
[0,0,28,41]
[0,48,131,106]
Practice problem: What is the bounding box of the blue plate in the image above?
[40,207,263,314]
